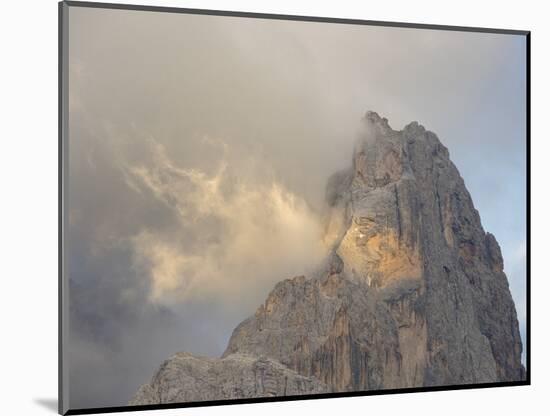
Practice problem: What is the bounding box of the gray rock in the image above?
[129,353,328,405]
[130,111,524,405]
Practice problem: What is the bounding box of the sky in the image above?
[66,5,527,409]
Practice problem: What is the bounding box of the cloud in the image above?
[125,139,327,306]
[66,6,526,407]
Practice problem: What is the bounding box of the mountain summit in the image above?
[130,112,524,405]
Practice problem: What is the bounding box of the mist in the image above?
[67,5,526,408]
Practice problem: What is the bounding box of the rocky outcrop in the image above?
[129,353,328,405]
[130,112,524,405]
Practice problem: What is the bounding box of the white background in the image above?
[0,0,546,415]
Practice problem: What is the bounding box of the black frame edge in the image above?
[62,0,530,36]
[58,1,64,414]
[58,1,532,414]
[525,31,531,385]
[65,381,530,415]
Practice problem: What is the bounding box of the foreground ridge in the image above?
[131,112,524,404]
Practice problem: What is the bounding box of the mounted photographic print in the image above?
[59,1,530,414]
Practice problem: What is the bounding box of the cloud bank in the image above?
[125,138,326,306]
[66,5,526,408]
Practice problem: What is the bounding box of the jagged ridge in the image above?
[130,112,524,405]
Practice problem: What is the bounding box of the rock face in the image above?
[131,112,524,405]
[129,353,328,405]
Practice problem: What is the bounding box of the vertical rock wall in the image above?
[131,112,525,405]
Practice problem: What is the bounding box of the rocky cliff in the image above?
[130,112,524,405]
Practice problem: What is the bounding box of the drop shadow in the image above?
[34,398,58,413]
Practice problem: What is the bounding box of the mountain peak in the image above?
[362,110,393,133]
[364,110,388,123]
[130,112,525,405]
